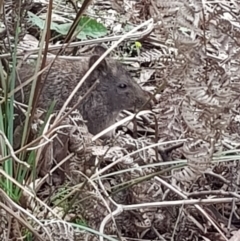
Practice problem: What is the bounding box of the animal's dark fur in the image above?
[15,46,149,135]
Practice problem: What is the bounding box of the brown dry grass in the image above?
[0,0,240,240]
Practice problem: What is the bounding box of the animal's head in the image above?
[88,46,150,113]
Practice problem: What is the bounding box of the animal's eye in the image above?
[118,83,127,89]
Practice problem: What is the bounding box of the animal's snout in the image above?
[135,90,152,111]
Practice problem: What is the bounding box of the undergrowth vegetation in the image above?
[0,0,240,241]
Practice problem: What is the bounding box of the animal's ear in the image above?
[89,55,108,76]
[93,45,108,56]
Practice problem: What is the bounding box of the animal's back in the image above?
[16,58,90,110]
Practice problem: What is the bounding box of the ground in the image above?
[0,0,240,241]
